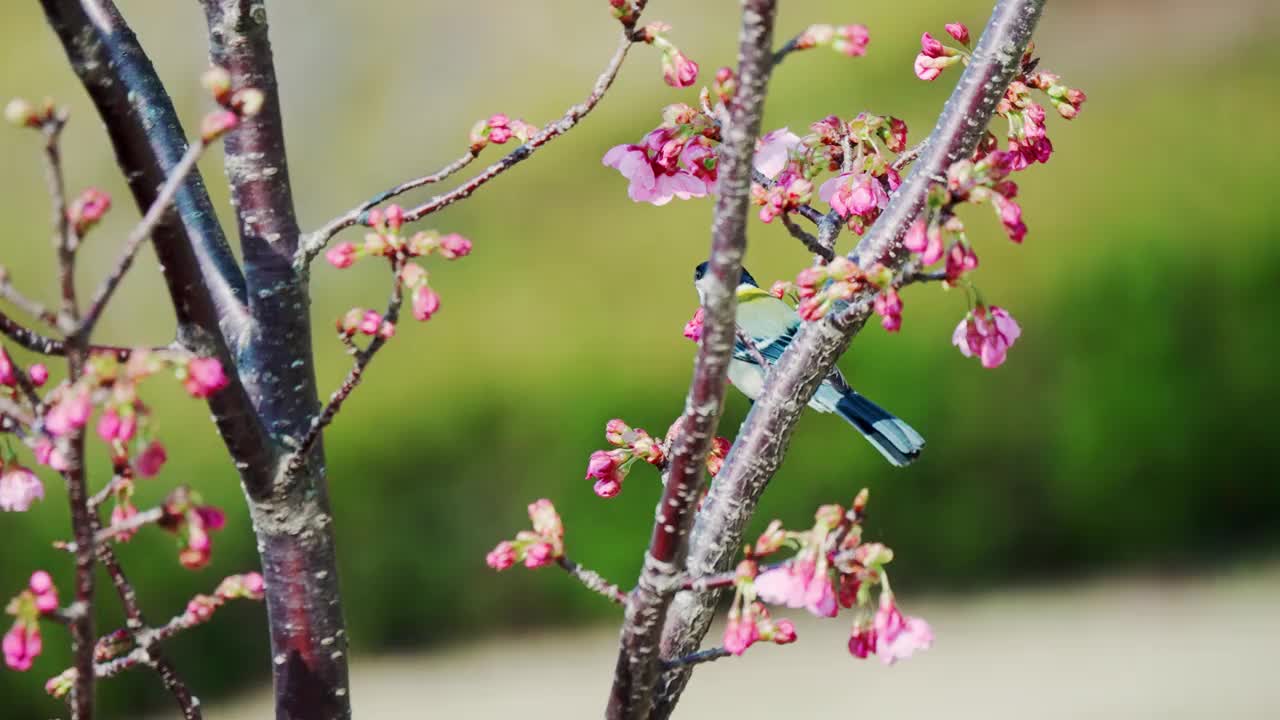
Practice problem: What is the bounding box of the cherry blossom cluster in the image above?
[603,103,720,205]
[485,499,565,571]
[3,572,59,671]
[156,486,228,570]
[469,113,537,153]
[327,203,472,336]
[789,24,871,58]
[585,417,729,498]
[730,490,932,663]
[198,67,266,142]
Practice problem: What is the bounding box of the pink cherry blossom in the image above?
[0,348,15,387]
[755,558,838,618]
[28,364,48,387]
[952,305,1021,369]
[412,286,441,322]
[874,289,904,333]
[753,128,801,179]
[847,624,876,659]
[945,242,979,282]
[2,622,40,671]
[45,391,91,437]
[603,144,658,202]
[944,22,970,45]
[723,615,760,656]
[903,218,944,266]
[661,49,699,88]
[136,441,168,478]
[523,542,555,569]
[820,172,888,223]
[833,24,870,57]
[33,439,68,472]
[0,464,44,512]
[593,477,622,498]
[358,310,382,336]
[993,194,1028,243]
[110,502,140,542]
[325,242,358,269]
[184,357,229,398]
[486,541,516,571]
[439,233,473,259]
[874,594,933,665]
[772,619,797,644]
[683,307,704,342]
[920,32,945,58]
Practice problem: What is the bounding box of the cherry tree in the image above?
[1,0,1082,718]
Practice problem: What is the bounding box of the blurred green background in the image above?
[1,0,1278,716]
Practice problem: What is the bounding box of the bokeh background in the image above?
[1,0,1278,717]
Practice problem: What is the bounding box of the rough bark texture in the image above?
[652,1,1048,715]
[200,2,350,719]
[38,0,276,489]
[39,2,349,718]
[604,2,778,718]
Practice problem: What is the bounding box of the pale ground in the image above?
[204,563,1280,719]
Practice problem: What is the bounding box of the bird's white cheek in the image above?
[728,360,765,401]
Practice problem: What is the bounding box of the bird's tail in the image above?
[834,392,925,467]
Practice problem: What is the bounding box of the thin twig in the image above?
[779,214,833,261]
[76,137,209,340]
[302,150,478,263]
[41,115,78,326]
[286,259,406,475]
[892,140,927,171]
[735,327,771,371]
[0,308,139,360]
[0,277,61,329]
[660,647,730,671]
[558,556,628,606]
[297,33,640,268]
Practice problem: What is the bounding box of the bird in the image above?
[693,261,924,467]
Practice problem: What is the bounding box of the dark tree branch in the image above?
[779,213,832,261]
[199,2,349,719]
[605,3,779,719]
[660,646,730,671]
[653,2,1047,715]
[38,0,277,497]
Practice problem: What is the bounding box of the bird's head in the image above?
[693,261,758,303]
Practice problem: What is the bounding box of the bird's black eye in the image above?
[693,261,709,282]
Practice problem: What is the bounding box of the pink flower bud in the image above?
[605,419,631,446]
[0,349,14,387]
[593,477,622,498]
[524,542,554,569]
[377,321,396,339]
[359,310,382,336]
[833,24,870,57]
[29,364,48,387]
[184,357,229,398]
[110,502,139,542]
[338,308,363,337]
[682,307,704,342]
[325,242,358,269]
[944,22,970,45]
[200,109,239,142]
[586,450,620,481]
[230,88,265,118]
[848,624,877,659]
[384,204,405,231]
[68,188,112,235]
[772,619,797,644]
[135,441,167,478]
[920,32,945,58]
[3,622,41,671]
[34,439,68,472]
[438,233,472,259]
[29,571,54,595]
[412,286,441,322]
[486,541,516,571]
[661,49,699,88]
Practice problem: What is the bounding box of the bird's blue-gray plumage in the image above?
[694,261,924,467]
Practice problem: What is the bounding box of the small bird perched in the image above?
[693,262,924,466]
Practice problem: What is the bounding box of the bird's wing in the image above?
[734,287,800,366]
